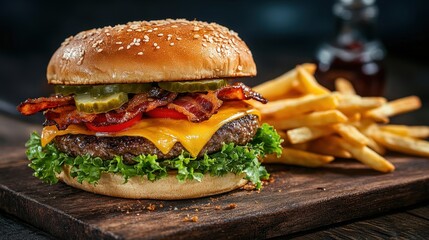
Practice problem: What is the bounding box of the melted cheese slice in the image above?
[41,102,260,157]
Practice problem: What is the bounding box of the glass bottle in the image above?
[315,0,385,96]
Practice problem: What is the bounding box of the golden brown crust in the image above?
[47,19,256,85]
[57,165,248,199]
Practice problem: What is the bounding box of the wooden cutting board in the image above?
[1,146,429,239]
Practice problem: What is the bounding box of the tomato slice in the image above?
[85,113,143,132]
[146,108,187,119]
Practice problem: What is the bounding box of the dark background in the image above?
[1,0,428,124]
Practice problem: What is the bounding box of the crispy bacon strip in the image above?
[44,105,96,129]
[217,82,268,104]
[22,83,267,128]
[91,89,177,127]
[17,95,74,116]
[44,89,177,129]
[168,91,223,122]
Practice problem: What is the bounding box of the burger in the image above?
[17,19,282,199]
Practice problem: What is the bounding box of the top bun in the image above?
[47,19,256,85]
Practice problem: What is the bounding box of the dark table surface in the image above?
[1,56,428,239]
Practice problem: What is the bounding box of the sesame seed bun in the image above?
[47,19,256,85]
[58,165,248,200]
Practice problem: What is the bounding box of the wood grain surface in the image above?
[1,146,429,239]
[290,204,429,239]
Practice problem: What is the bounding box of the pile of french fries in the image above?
[252,63,429,172]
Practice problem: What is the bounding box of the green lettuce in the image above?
[26,123,282,189]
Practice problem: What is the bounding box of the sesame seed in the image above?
[176,37,182,41]
[118,46,124,50]
[153,28,158,31]
[170,42,174,46]
[116,42,122,45]
[193,27,200,31]
[216,47,221,53]
[144,35,149,40]
[171,25,178,28]
[153,43,158,47]
[237,65,243,71]
[156,46,160,49]
[127,29,133,32]
[106,33,111,36]
[193,34,200,39]
[135,42,140,46]
[202,43,207,47]
[157,33,164,37]
[97,49,103,53]
[136,29,142,32]
[137,52,144,55]
[127,45,131,49]
[167,36,172,41]
[147,29,153,33]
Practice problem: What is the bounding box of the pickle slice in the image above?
[54,85,91,95]
[90,84,152,95]
[158,79,228,93]
[74,92,128,113]
[55,84,152,96]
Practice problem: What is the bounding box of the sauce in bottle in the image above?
[315,0,385,96]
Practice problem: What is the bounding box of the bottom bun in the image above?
[58,165,248,200]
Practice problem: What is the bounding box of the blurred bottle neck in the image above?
[317,0,385,66]
[332,0,379,50]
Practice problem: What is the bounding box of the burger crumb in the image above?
[195,208,199,212]
[215,206,221,210]
[146,203,156,211]
[183,215,199,222]
[278,189,282,192]
[224,203,237,210]
[159,204,164,208]
[243,183,256,191]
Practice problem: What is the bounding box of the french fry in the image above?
[379,125,429,139]
[333,123,370,147]
[264,148,334,167]
[335,78,356,95]
[347,121,386,154]
[335,136,395,172]
[266,110,348,130]
[365,96,421,123]
[336,94,386,114]
[297,65,330,95]
[287,126,335,144]
[365,137,386,155]
[345,113,361,122]
[253,63,316,101]
[259,94,338,118]
[370,130,429,158]
[307,136,352,158]
[254,63,427,173]
[276,130,290,145]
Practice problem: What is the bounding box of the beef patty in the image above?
[53,114,259,163]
